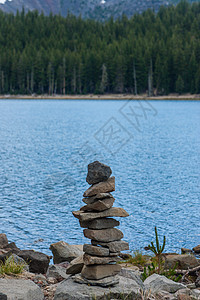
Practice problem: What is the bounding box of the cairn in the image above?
[72,161,129,287]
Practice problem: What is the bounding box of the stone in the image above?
[66,255,84,275]
[83,177,115,197]
[86,161,112,185]
[83,253,120,265]
[73,274,119,287]
[144,274,185,293]
[92,240,129,252]
[193,245,200,254]
[195,275,200,288]
[46,264,70,280]
[0,278,44,300]
[80,197,115,212]
[0,293,7,300]
[83,244,109,256]
[49,241,83,264]
[7,254,29,272]
[73,207,129,221]
[54,276,142,300]
[119,268,144,288]
[80,218,120,229]
[164,254,200,270]
[84,228,123,242]
[0,234,9,249]
[181,248,193,254]
[81,264,121,280]
[33,274,48,285]
[82,193,112,205]
[17,250,50,274]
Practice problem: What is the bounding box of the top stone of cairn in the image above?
[86,161,112,185]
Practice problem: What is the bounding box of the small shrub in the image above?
[119,250,148,267]
[0,257,25,275]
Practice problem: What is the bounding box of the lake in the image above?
[0,99,199,255]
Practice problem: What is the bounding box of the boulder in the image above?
[81,264,121,280]
[84,228,123,242]
[7,254,29,272]
[82,193,112,205]
[164,254,200,270]
[80,218,120,229]
[66,255,84,275]
[119,268,144,288]
[80,197,115,212]
[46,264,70,280]
[83,244,109,256]
[0,234,9,248]
[83,177,115,197]
[83,253,120,265]
[73,274,119,287]
[17,250,50,274]
[193,245,200,254]
[54,276,142,300]
[0,293,7,300]
[144,274,185,293]
[0,278,44,300]
[49,241,83,264]
[92,240,129,252]
[73,207,129,222]
[86,161,112,185]
[181,248,193,255]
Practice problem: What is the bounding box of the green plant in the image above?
[0,257,25,275]
[118,250,148,267]
[147,226,166,274]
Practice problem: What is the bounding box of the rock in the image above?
[83,176,115,197]
[81,264,121,280]
[54,276,141,300]
[7,254,29,271]
[0,293,7,300]
[66,255,84,275]
[181,248,193,255]
[82,193,112,205]
[73,274,119,287]
[83,253,120,265]
[119,268,144,288]
[84,228,123,242]
[144,274,185,293]
[195,275,200,288]
[175,289,198,300]
[80,217,120,229]
[86,161,112,185]
[33,274,48,286]
[80,197,115,212]
[155,290,177,300]
[49,241,83,264]
[92,240,129,252]
[17,250,50,274]
[46,264,70,280]
[83,244,109,256]
[164,254,200,270]
[0,278,44,300]
[193,245,200,254]
[0,234,9,249]
[73,207,129,221]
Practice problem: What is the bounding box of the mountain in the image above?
[0,0,199,20]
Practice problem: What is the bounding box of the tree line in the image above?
[0,0,200,95]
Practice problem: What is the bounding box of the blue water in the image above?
[0,99,199,256]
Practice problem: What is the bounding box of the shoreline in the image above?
[0,93,200,100]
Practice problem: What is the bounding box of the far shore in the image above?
[0,93,200,100]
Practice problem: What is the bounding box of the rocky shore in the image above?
[0,161,200,299]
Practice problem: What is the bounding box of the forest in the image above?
[0,0,200,95]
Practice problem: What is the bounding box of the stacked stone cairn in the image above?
[72,161,129,287]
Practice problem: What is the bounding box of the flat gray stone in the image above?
[73,207,129,222]
[46,264,70,280]
[80,197,115,212]
[54,276,142,300]
[82,193,112,205]
[92,240,129,252]
[80,218,120,229]
[83,253,120,265]
[50,241,83,264]
[73,274,119,287]
[144,273,185,293]
[0,279,44,300]
[83,244,109,256]
[66,255,84,275]
[81,264,121,280]
[84,228,123,242]
[86,161,112,185]
[83,177,115,197]
[119,268,144,289]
